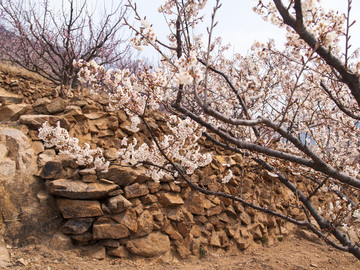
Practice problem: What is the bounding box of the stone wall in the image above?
[0,74,307,259]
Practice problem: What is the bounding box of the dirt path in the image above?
[4,235,360,270]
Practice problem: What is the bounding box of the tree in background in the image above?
[40,0,360,260]
[0,0,134,96]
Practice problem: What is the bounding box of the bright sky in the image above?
[46,0,360,63]
[133,0,360,62]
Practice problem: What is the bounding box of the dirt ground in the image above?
[3,235,360,270]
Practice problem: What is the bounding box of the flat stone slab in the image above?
[46,179,118,199]
[57,198,103,218]
[126,231,170,257]
[0,87,23,104]
[93,222,130,239]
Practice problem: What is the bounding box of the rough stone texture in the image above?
[49,232,73,250]
[19,114,59,129]
[61,218,94,234]
[46,97,68,114]
[0,76,311,259]
[126,231,170,257]
[107,246,129,258]
[0,236,10,268]
[57,199,103,218]
[46,179,118,199]
[100,166,149,187]
[0,87,23,104]
[111,209,138,233]
[40,160,63,179]
[186,191,205,215]
[0,103,28,121]
[93,222,129,240]
[0,127,61,245]
[124,183,149,199]
[106,194,132,213]
[136,210,153,236]
[157,192,184,207]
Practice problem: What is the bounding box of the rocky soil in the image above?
[4,235,360,270]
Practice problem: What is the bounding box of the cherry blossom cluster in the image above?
[116,115,212,182]
[74,59,162,114]
[174,50,203,85]
[38,121,110,172]
[158,0,207,27]
[74,57,213,183]
[254,0,345,54]
[130,19,156,51]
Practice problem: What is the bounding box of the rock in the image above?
[0,236,10,268]
[33,97,51,113]
[174,241,191,259]
[83,112,107,120]
[107,194,133,213]
[0,103,28,121]
[46,179,118,199]
[69,232,93,242]
[37,149,56,167]
[31,141,44,155]
[0,128,60,244]
[162,222,183,241]
[190,225,201,238]
[82,174,98,183]
[206,205,223,216]
[80,245,106,260]
[93,222,129,240]
[0,87,23,104]
[19,114,69,129]
[97,239,120,248]
[0,128,36,172]
[0,158,16,176]
[61,218,94,234]
[100,166,149,186]
[236,228,253,250]
[57,199,103,218]
[124,183,149,199]
[126,231,170,257]
[104,148,118,160]
[107,116,119,131]
[157,192,184,207]
[136,210,154,236]
[240,211,252,225]
[186,191,205,215]
[147,181,162,193]
[218,212,230,223]
[141,194,158,204]
[107,246,129,258]
[49,232,73,250]
[46,97,68,114]
[112,209,138,233]
[40,160,63,179]
[166,207,184,222]
[209,231,222,247]
[248,224,263,240]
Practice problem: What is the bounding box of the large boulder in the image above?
[0,127,61,245]
[126,231,170,257]
[46,179,118,199]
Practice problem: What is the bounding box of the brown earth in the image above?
[5,235,360,270]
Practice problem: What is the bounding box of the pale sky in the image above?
[133,0,360,62]
[46,0,360,63]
